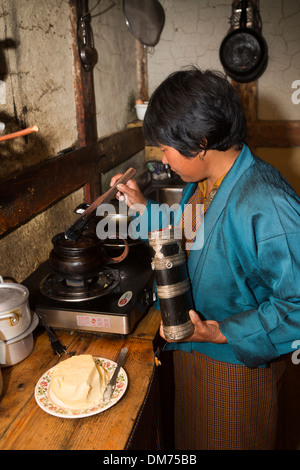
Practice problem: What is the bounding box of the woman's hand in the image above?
[110,173,147,212]
[160,309,227,344]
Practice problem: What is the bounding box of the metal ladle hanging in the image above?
[123,0,165,47]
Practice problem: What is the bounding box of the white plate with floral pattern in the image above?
[34,357,128,418]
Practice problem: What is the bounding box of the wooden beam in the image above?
[232,80,258,122]
[247,120,300,148]
[232,81,300,148]
[136,40,148,102]
[0,126,144,238]
[69,0,99,203]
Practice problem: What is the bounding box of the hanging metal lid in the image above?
[123,0,165,47]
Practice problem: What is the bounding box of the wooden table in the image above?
[0,307,161,450]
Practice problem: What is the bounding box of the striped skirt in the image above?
[173,350,286,450]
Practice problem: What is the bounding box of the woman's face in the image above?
[160,145,206,182]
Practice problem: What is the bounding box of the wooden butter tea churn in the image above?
[149,226,195,341]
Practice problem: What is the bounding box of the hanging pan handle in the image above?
[240,0,248,29]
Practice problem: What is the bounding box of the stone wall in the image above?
[0,0,299,282]
[147,0,300,192]
[147,0,300,121]
[0,0,77,179]
[0,0,138,282]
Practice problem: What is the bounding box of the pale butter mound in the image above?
[49,354,111,409]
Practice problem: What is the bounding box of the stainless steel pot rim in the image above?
[0,283,29,313]
[4,312,38,345]
[101,214,133,219]
[103,239,142,247]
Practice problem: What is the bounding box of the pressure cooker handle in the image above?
[0,277,20,325]
[0,312,19,325]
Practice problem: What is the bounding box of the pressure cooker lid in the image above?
[0,283,29,312]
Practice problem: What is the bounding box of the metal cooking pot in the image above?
[219,0,268,83]
[1,313,39,367]
[0,277,32,341]
[75,202,135,238]
[97,213,135,239]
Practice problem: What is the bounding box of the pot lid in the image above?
[123,0,165,47]
[0,283,29,313]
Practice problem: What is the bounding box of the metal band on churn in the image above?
[149,226,195,340]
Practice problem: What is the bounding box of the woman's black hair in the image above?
[142,66,247,157]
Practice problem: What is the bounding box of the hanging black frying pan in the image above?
[219,0,268,83]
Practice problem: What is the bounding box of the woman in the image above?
[110,67,300,450]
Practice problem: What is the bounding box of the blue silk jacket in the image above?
[137,144,300,368]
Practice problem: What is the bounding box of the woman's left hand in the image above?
[160,309,227,344]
